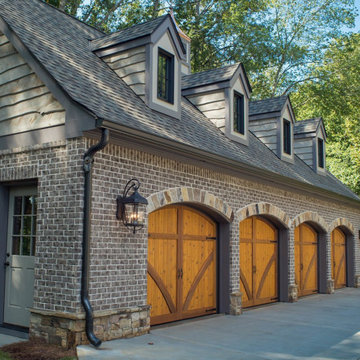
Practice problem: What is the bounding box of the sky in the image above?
[355,0,360,31]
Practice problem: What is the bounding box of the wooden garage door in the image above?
[331,228,346,289]
[295,224,318,297]
[240,216,278,308]
[147,205,217,325]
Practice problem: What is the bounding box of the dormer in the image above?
[294,118,327,175]
[91,14,186,119]
[249,96,295,163]
[182,63,252,145]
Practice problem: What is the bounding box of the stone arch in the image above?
[236,202,291,228]
[293,211,328,232]
[146,187,233,222]
[235,202,291,304]
[329,218,354,235]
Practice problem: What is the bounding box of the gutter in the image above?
[82,127,109,347]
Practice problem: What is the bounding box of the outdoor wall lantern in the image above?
[116,178,148,233]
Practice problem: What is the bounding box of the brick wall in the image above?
[1,137,359,316]
[89,139,360,311]
[0,138,86,313]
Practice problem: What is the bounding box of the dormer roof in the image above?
[182,63,252,96]
[249,95,290,118]
[91,14,186,59]
[294,117,327,139]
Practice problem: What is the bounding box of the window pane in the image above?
[23,216,32,236]
[13,216,21,235]
[234,94,244,135]
[24,196,33,214]
[32,216,37,235]
[157,50,173,103]
[283,120,291,155]
[31,237,36,256]
[22,237,31,256]
[32,196,37,214]
[14,196,22,215]
[12,237,20,255]
[318,139,324,168]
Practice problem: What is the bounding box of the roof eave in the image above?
[97,119,360,208]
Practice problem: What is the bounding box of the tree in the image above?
[292,33,360,194]
[247,0,357,98]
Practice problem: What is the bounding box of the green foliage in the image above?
[0,351,12,360]
[249,0,357,98]
[292,33,360,194]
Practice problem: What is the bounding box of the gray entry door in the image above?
[4,187,37,327]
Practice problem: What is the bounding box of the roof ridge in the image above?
[250,94,287,104]
[38,0,104,36]
[182,62,240,78]
[92,13,169,42]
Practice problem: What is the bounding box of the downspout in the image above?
[82,128,109,347]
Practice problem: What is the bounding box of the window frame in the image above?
[318,137,325,169]
[157,48,174,104]
[233,91,245,135]
[283,119,292,155]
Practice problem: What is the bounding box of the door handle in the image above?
[4,261,9,267]
[180,269,183,279]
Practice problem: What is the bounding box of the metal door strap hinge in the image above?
[205,308,216,312]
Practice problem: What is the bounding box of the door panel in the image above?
[4,188,37,327]
[331,228,346,289]
[182,238,216,312]
[147,206,217,325]
[240,216,278,308]
[147,237,177,318]
[294,223,318,297]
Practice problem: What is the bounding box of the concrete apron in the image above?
[77,288,360,360]
[0,329,27,347]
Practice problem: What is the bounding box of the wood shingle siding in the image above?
[187,90,226,131]
[294,138,314,168]
[249,118,277,151]
[0,31,65,136]
[104,46,146,98]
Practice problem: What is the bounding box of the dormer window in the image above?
[234,92,244,135]
[318,138,324,168]
[283,119,291,155]
[158,48,174,104]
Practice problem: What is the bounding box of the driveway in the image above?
[77,288,360,360]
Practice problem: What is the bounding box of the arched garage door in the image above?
[331,228,346,289]
[294,223,318,297]
[147,205,217,325]
[240,216,278,308]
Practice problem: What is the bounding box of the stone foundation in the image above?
[29,305,150,349]
[229,292,242,315]
[355,275,360,288]
[288,284,298,302]
[326,280,335,294]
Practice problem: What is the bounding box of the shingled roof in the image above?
[91,15,167,51]
[294,118,326,137]
[249,95,288,117]
[182,63,239,89]
[0,0,358,202]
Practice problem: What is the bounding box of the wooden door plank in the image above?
[147,263,176,314]
[182,251,214,311]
